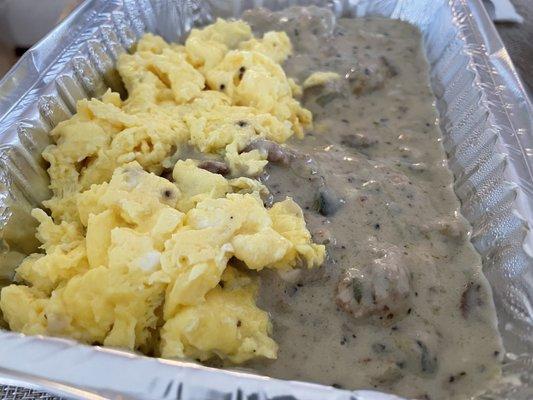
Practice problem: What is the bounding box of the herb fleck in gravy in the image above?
[241,7,503,400]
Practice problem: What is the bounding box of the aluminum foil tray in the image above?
[0,0,531,399]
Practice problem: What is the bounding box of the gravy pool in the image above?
[240,8,503,400]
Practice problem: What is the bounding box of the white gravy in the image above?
[235,8,503,400]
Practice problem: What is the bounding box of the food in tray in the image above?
[0,6,504,400]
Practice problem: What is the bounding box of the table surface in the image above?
[0,1,531,399]
[0,385,61,400]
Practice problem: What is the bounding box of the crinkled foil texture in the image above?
[0,0,531,399]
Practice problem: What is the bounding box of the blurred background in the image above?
[0,0,531,94]
[0,0,82,75]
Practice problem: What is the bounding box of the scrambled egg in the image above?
[42,19,310,224]
[1,160,324,361]
[303,71,341,89]
[1,19,324,364]
[160,266,277,363]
